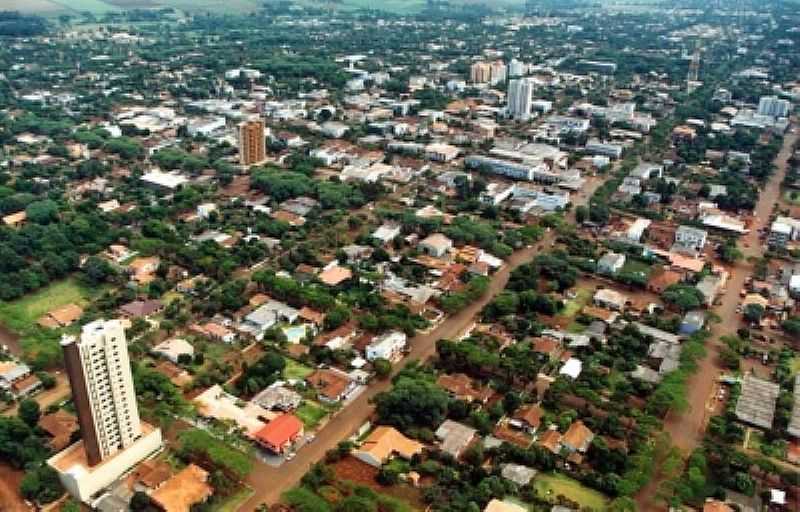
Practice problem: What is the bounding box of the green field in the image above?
[284,358,314,381]
[0,278,92,334]
[295,400,328,429]
[0,278,96,368]
[534,473,608,511]
[51,0,119,14]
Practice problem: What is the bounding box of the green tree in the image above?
[18,399,41,427]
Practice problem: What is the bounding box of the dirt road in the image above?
[2,372,70,418]
[636,130,798,509]
[237,178,605,511]
[0,463,32,512]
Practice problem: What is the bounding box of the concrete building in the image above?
[365,331,407,361]
[757,96,791,118]
[238,119,266,166]
[674,225,708,253]
[49,320,162,503]
[419,233,453,258]
[470,62,492,84]
[597,252,626,275]
[508,58,526,78]
[507,78,535,121]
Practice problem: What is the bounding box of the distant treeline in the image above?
[0,11,48,37]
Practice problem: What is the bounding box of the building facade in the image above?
[61,320,141,466]
[238,119,266,165]
[507,78,535,121]
[757,96,791,118]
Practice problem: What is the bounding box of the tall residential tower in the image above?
[62,319,140,466]
[507,78,535,121]
[238,119,266,165]
[49,320,162,503]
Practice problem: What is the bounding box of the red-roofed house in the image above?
[253,413,304,454]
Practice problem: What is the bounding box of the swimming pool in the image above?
[282,325,308,344]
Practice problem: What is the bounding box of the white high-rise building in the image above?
[49,319,163,503]
[508,58,526,78]
[62,320,141,464]
[507,78,535,121]
[757,96,791,118]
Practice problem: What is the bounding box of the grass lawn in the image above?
[621,258,652,278]
[562,288,592,319]
[534,473,608,511]
[784,190,800,205]
[789,357,800,376]
[212,485,255,512]
[0,278,94,334]
[284,358,314,381]
[295,401,328,429]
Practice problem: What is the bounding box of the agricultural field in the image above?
[533,473,609,510]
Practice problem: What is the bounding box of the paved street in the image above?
[238,177,605,511]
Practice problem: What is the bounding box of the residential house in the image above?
[500,464,537,487]
[150,464,213,512]
[251,385,302,412]
[372,223,402,245]
[562,420,594,453]
[353,426,425,467]
[593,288,627,311]
[152,338,194,364]
[191,322,236,343]
[314,321,358,350]
[318,265,353,287]
[38,410,79,452]
[559,358,583,379]
[365,331,407,361]
[538,429,562,454]
[307,368,357,404]
[674,225,708,253]
[252,413,304,454]
[512,405,543,433]
[597,252,626,275]
[435,420,478,459]
[242,300,300,338]
[419,233,453,258]
[119,299,164,318]
[484,499,527,512]
[680,310,706,335]
[128,256,160,285]
[437,373,493,404]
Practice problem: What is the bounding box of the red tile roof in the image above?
[253,413,303,449]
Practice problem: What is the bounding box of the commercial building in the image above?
[238,119,266,166]
[757,95,791,118]
[507,78,535,121]
[49,320,163,503]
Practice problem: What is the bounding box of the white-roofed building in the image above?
[559,358,583,379]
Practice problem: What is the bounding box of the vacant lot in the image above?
[0,278,92,334]
[295,401,327,429]
[284,358,314,381]
[534,473,608,510]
